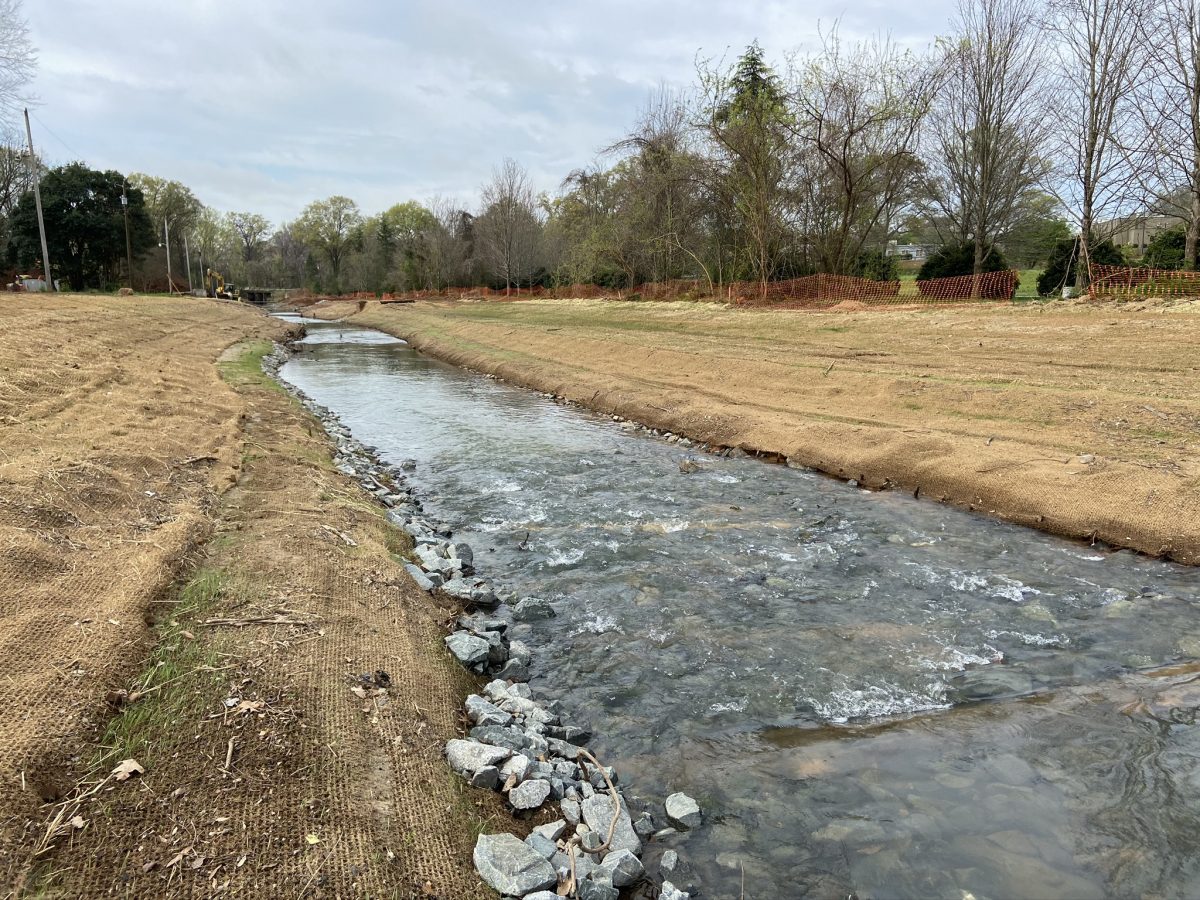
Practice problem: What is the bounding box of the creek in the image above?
[277,314,1200,899]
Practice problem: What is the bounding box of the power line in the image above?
[29,110,84,161]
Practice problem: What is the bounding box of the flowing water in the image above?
[277,314,1200,899]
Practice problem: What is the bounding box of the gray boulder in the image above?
[579,877,619,900]
[580,793,641,855]
[403,563,435,592]
[524,830,557,859]
[444,632,489,668]
[508,639,533,666]
[660,880,691,900]
[445,739,510,777]
[472,832,556,896]
[465,694,513,727]
[499,753,531,783]
[440,576,475,602]
[494,658,530,682]
[513,597,556,621]
[561,798,581,826]
[509,778,551,811]
[665,792,702,830]
[598,848,644,887]
[470,766,499,790]
[661,849,679,872]
[533,819,566,842]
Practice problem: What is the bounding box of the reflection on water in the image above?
[278,317,1200,899]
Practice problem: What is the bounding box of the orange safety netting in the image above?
[1089,266,1200,299]
[368,271,1024,308]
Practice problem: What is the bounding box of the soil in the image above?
[327,296,1200,564]
[1,295,495,898]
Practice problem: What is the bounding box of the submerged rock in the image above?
[472,832,556,896]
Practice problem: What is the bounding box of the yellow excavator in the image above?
[204,268,240,300]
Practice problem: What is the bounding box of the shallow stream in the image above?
[277,314,1200,899]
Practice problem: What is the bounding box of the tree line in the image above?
[5,0,1198,295]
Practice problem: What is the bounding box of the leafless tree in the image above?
[921,0,1048,288]
[0,128,32,212]
[1137,0,1200,269]
[0,0,33,123]
[476,158,543,293]
[1047,0,1147,289]
[791,31,942,276]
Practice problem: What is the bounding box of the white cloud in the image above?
[25,0,954,225]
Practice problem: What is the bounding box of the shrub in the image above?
[917,241,1010,281]
[1142,226,1186,271]
[849,249,899,282]
[1036,238,1125,296]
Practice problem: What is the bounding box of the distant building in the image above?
[1098,214,1183,255]
[885,241,929,261]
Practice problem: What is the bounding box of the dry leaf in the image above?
[112,758,145,781]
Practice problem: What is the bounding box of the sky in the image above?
[25,0,956,225]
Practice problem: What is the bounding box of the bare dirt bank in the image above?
[337,297,1200,564]
[2,296,492,897]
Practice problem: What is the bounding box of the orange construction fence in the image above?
[1089,266,1200,299]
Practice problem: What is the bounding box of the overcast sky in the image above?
[27,0,955,225]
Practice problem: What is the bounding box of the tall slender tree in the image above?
[922,0,1048,291]
[1047,0,1147,290]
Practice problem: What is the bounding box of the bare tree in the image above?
[1138,0,1200,269]
[921,0,1048,289]
[476,158,542,293]
[791,31,942,276]
[1047,0,1147,290]
[0,0,34,121]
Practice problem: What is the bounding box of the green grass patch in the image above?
[217,339,284,393]
[94,568,250,769]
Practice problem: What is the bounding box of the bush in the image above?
[1142,226,1186,271]
[850,249,899,282]
[1036,238,1125,296]
[917,241,1009,280]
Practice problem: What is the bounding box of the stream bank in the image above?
[331,298,1200,564]
[277,314,1200,899]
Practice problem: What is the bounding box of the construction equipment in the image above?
[204,268,240,300]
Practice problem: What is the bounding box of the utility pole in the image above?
[23,108,54,291]
[163,218,172,292]
[120,178,133,290]
[183,233,193,294]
